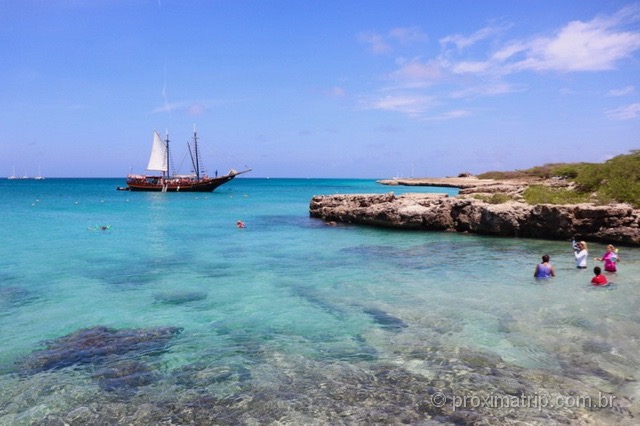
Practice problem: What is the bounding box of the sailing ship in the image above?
[8,166,18,180]
[123,126,250,192]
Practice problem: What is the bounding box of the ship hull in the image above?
[126,175,235,192]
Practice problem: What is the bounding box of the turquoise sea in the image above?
[0,178,638,424]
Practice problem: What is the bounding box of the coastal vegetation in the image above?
[472,193,514,204]
[521,185,590,205]
[477,150,640,207]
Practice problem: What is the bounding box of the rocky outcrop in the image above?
[378,176,574,201]
[378,176,504,189]
[309,193,640,246]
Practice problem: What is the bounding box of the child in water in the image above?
[591,266,608,286]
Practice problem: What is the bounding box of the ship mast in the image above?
[165,130,170,178]
[193,124,200,180]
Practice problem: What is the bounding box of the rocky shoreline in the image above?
[309,177,640,246]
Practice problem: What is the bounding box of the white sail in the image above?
[147,131,168,172]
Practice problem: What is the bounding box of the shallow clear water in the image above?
[0,178,638,424]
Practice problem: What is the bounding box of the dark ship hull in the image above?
[125,173,239,192]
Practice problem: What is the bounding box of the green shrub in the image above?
[477,170,528,180]
[523,185,591,205]
[472,193,513,204]
[551,165,580,179]
[487,193,512,204]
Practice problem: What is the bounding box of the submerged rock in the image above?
[290,284,347,319]
[0,286,36,308]
[583,340,614,354]
[153,291,208,305]
[92,360,157,391]
[363,307,408,331]
[29,346,634,426]
[17,325,183,375]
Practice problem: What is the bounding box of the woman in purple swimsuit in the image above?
[534,254,556,279]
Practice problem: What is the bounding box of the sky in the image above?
[1,0,639,179]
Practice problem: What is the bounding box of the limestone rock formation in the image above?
[309,192,640,246]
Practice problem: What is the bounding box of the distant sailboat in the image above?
[8,166,18,180]
[34,166,45,180]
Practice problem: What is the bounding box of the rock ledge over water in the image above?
[309,188,640,246]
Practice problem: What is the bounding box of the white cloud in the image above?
[358,31,391,54]
[327,86,346,97]
[331,86,346,97]
[359,27,428,55]
[389,27,428,44]
[151,100,208,115]
[450,82,522,99]
[389,59,444,85]
[606,102,640,120]
[440,25,505,50]
[316,86,348,98]
[607,85,635,96]
[514,20,640,72]
[368,94,437,116]
[451,60,492,74]
[186,103,206,116]
[358,5,640,121]
[559,87,578,95]
[446,5,640,75]
[425,109,471,121]
[491,41,527,62]
[152,101,180,113]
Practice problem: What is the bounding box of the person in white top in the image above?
[573,240,588,269]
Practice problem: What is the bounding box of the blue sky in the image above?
[2,1,639,178]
